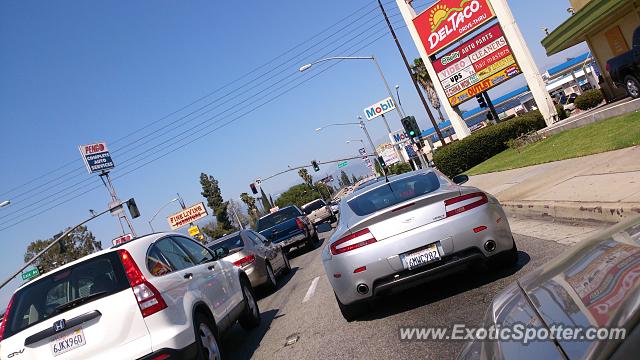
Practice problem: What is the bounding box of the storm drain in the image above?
[284,333,300,347]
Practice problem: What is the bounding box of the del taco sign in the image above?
[413,0,496,56]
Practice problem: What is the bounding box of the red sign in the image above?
[431,24,521,107]
[112,233,133,246]
[413,0,496,56]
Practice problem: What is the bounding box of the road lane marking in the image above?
[302,277,319,303]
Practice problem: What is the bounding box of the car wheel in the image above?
[489,238,518,269]
[335,293,367,322]
[264,263,277,291]
[625,75,640,98]
[281,252,291,274]
[331,215,337,223]
[194,312,222,360]
[238,278,261,330]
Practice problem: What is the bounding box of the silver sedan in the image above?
[322,169,517,320]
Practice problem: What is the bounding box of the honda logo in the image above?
[53,319,66,332]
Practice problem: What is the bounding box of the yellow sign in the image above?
[476,55,516,80]
[188,225,201,237]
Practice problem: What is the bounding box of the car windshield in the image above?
[2,252,128,339]
[347,172,441,216]
[256,207,300,231]
[302,200,324,214]
[207,234,243,254]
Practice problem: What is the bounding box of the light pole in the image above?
[148,197,179,232]
[394,85,406,115]
[300,55,405,161]
[346,140,377,177]
[0,200,10,208]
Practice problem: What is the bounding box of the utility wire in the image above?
[0,21,408,231]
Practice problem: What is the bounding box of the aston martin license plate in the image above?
[401,243,441,270]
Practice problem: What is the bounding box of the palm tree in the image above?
[411,58,446,123]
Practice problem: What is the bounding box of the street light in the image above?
[315,121,377,158]
[299,55,405,128]
[148,198,179,232]
[0,200,10,208]
[345,139,364,144]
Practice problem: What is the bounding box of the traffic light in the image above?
[249,183,258,195]
[476,94,487,108]
[127,198,141,219]
[37,265,45,275]
[401,116,421,139]
[377,156,387,169]
[311,160,320,172]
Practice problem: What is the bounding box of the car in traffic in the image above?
[301,199,336,225]
[322,170,517,321]
[459,217,640,359]
[256,205,318,254]
[0,233,261,360]
[329,200,340,215]
[207,229,291,291]
[607,26,640,98]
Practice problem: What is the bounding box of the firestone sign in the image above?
[413,0,496,56]
[363,97,396,121]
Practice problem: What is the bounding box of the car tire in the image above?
[335,293,367,322]
[489,238,518,269]
[264,263,277,291]
[238,278,261,330]
[625,75,640,98]
[281,252,291,274]
[194,312,222,360]
[330,215,337,223]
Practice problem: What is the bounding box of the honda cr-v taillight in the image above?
[0,295,15,342]
[444,192,488,217]
[330,228,377,255]
[118,249,167,317]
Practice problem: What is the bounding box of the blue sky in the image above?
[0,0,587,305]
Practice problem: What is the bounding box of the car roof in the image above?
[302,199,324,207]
[206,230,243,246]
[258,205,296,220]
[14,232,178,293]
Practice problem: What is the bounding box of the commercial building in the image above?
[541,0,640,100]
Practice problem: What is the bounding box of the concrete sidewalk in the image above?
[467,146,640,223]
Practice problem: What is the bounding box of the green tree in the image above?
[275,184,322,208]
[240,192,259,227]
[314,182,333,200]
[412,57,446,123]
[200,173,233,231]
[340,170,351,186]
[24,225,102,272]
[387,162,412,175]
[351,174,358,185]
[260,187,272,212]
[298,168,313,187]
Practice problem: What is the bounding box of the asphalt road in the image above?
[220,219,603,360]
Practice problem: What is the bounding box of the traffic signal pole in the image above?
[0,200,134,291]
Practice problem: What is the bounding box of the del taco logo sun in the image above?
[414,0,495,56]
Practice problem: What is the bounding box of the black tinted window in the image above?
[207,234,244,254]
[173,236,214,265]
[302,200,325,214]
[4,253,128,339]
[348,172,441,216]
[153,237,195,270]
[256,207,301,231]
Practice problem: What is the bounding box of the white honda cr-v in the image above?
[0,232,261,360]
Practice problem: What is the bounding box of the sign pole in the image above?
[489,0,557,126]
[99,172,137,237]
[395,0,471,141]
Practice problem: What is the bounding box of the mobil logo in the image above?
[363,97,396,121]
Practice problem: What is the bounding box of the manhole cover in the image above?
[284,333,300,347]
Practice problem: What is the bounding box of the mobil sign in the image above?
[413,0,496,56]
[363,97,396,121]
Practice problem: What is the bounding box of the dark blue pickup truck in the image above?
[256,205,318,254]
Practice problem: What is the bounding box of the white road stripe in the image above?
[302,276,320,303]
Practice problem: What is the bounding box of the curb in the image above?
[501,200,640,223]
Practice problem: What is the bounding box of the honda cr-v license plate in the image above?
[50,328,86,356]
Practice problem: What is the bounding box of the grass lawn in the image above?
[466,110,640,175]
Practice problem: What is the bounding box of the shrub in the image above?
[574,89,604,110]
[387,162,412,175]
[555,103,568,120]
[433,111,546,177]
